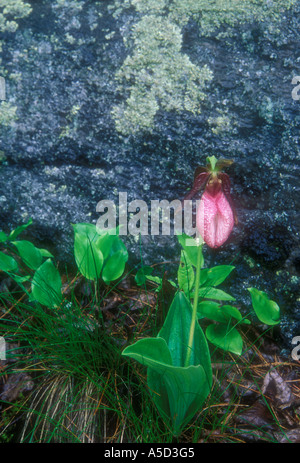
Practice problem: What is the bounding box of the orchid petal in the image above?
[196,190,234,248]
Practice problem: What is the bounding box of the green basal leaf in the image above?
[177,250,194,296]
[248,287,280,326]
[145,275,163,289]
[206,324,243,355]
[39,248,54,258]
[222,305,251,325]
[108,234,128,263]
[0,251,18,272]
[71,223,99,242]
[122,336,210,435]
[177,234,204,268]
[72,223,128,282]
[195,287,236,301]
[74,233,104,281]
[155,291,212,434]
[31,259,62,308]
[0,231,8,243]
[12,240,43,270]
[8,218,33,241]
[200,265,235,287]
[96,233,116,260]
[135,265,153,286]
[122,292,212,435]
[198,302,250,325]
[158,291,212,373]
[122,337,173,369]
[147,363,209,435]
[102,250,127,283]
[197,301,227,323]
[10,274,31,284]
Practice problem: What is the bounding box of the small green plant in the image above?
[122,288,212,436]
[0,218,62,308]
[0,220,129,310]
[124,157,281,435]
[72,223,128,285]
[128,234,281,434]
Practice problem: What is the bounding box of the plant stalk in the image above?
[184,243,202,367]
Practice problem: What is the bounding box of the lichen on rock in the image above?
[111,1,213,135]
[168,0,297,36]
[112,13,213,135]
[0,0,32,129]
[0,101,17,127]
[111,0,297,135]
[0,0,32,33]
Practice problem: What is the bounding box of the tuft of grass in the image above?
[0,271,175,443]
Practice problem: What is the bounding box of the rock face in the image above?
[0,0,299,348]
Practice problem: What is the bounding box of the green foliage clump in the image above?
[111,0,297,135]
[0,0,32,33]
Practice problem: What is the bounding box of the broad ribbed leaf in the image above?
[102,250,126,283]
[198,302,250,325]
[72,223,99,242]
[122,335,211,436]
[0,231,7,243]
[0,251,18,272]
[158,291,212,376]
[248,288,280,325]
[177,234,204,267]
[12,240,42,270]
[177,250,194,296]
[195,287,235,301]
[31,259,62,308]
[96,233,116,260]
[148,363,209,435]
[206,324,243,355]
[73,232,103,281]
[200,265,235,286]
[122,337,173,369]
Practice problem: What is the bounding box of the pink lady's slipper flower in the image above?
[184,156,237,248]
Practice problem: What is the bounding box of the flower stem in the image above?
[184,243,203,367]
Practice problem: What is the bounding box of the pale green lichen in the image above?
[52,0,84,13]
[112,12,213,135]
[208,113,233,135]
[0,0,32,33]
[59,104,82,139]
[111,0,297,135]
[0,1,32,128]
[0,101,17,127]
[168,0,297,36]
